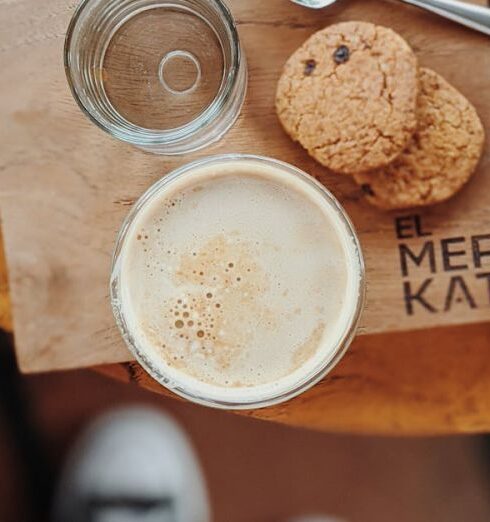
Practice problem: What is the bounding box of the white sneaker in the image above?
[53,406,210,522]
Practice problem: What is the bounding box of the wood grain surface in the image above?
[97,320,490,435]
[1,0,490,434]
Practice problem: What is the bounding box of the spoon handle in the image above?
[400,0,490,35]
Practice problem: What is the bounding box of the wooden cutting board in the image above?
[1,0,489,373]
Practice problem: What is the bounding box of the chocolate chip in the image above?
[333,45,350,64]
[304,59,317,76]
[361,184,375,197]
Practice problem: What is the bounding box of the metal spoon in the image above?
[291,0,490,36]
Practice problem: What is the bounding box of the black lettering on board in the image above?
[444,276,477,311]
[399,242,436,277]
[441,237,468,272]
[395,215,432,240]
[403,279,437,315]
[476,272,490,304]
[472,234,490,268]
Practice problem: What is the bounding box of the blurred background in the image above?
[1,331,490,522]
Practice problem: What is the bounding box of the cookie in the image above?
[276,21,418,175]
[354,68,485,209]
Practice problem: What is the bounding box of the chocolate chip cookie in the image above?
[354,68,485,209]
[276,21,418,175]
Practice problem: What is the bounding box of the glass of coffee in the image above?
[110,155,365,409]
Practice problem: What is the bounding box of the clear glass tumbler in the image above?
[64,0,247,154]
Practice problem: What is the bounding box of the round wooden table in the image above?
[1,230,490,435]
[2,0,490,436]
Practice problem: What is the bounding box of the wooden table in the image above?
[2,0,490,435]
[2,223,490,436]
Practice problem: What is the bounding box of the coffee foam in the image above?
[118,159,361,403]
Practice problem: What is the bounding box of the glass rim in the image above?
[64,0,245,153]
[110,154,366,409]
